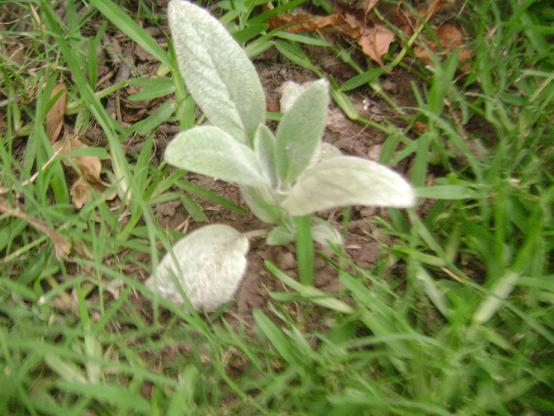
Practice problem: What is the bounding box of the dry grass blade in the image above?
[0,197,71,259]
[46,83,67,142]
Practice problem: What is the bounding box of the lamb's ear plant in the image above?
[146,0,415,311]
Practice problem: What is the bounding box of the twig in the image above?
[243,229,269,240]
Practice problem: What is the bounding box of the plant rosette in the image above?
[146,0,415,311]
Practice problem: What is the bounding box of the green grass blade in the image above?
[266,260,353,314]
[252,309,298,366]
[473,272,520,324]
[90,0,170,66]
[295,216,314,286]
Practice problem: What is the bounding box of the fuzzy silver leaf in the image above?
[282,156,415,216]
[168,0,266,142]
[165,126,269,187]
[146,224,249,311]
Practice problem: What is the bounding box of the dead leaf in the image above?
[70,177,93,209]
[0,197,71,259]
[359,24,395,66]
[341,12,364,38]
[46,83,66,143]
[54,133,114,208]
[414,46,432,63]
[363,0,379,15]
[414,120,428,134]
[268,10,340,33]
[437,24,464,48]
[59,135,102,181]
[415,24,472,67]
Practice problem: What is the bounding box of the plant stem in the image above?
[243,229,269,240]
[295,216,314,286]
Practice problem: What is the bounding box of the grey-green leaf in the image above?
[275,79,330,183]
[254,124,278,186]
[168,0,266,143]
[266,225,295,246]
[165,126,268,187]
[146,224,249,311]
[318,142,342,160]
[240,185,283,224]
[311,220,343,248]
[282,156,415,216]
[279,80,306,113]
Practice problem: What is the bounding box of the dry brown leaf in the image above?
[437,24,464,48]
[359,24,395,66]
[341,12,364,38]
[414,46,432,62]
[58,135,102,182]
[54,134,114,208]
[268,11,340,33]
[0,197,71,259]
[363,0,379,15]
[70,177,93,209]
[70,176,115,209]
[415,24,471,66]
[46,83,66,143]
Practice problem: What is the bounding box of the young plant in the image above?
[146,0,415,311]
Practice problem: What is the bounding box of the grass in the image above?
[1,0,553,414]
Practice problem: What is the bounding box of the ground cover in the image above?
[0,0,552,414]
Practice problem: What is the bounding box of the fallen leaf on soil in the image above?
[69,177,96,209]
[414,24,472,66]
[437,24,464,47]
[54,133,114,208]
[54,135,102,180]
[0,197,71,259]
[363,0,379,15]
[268,10,340,33]
[45,83,66,143]
[358,24,395,66]
[268,2,469,68]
